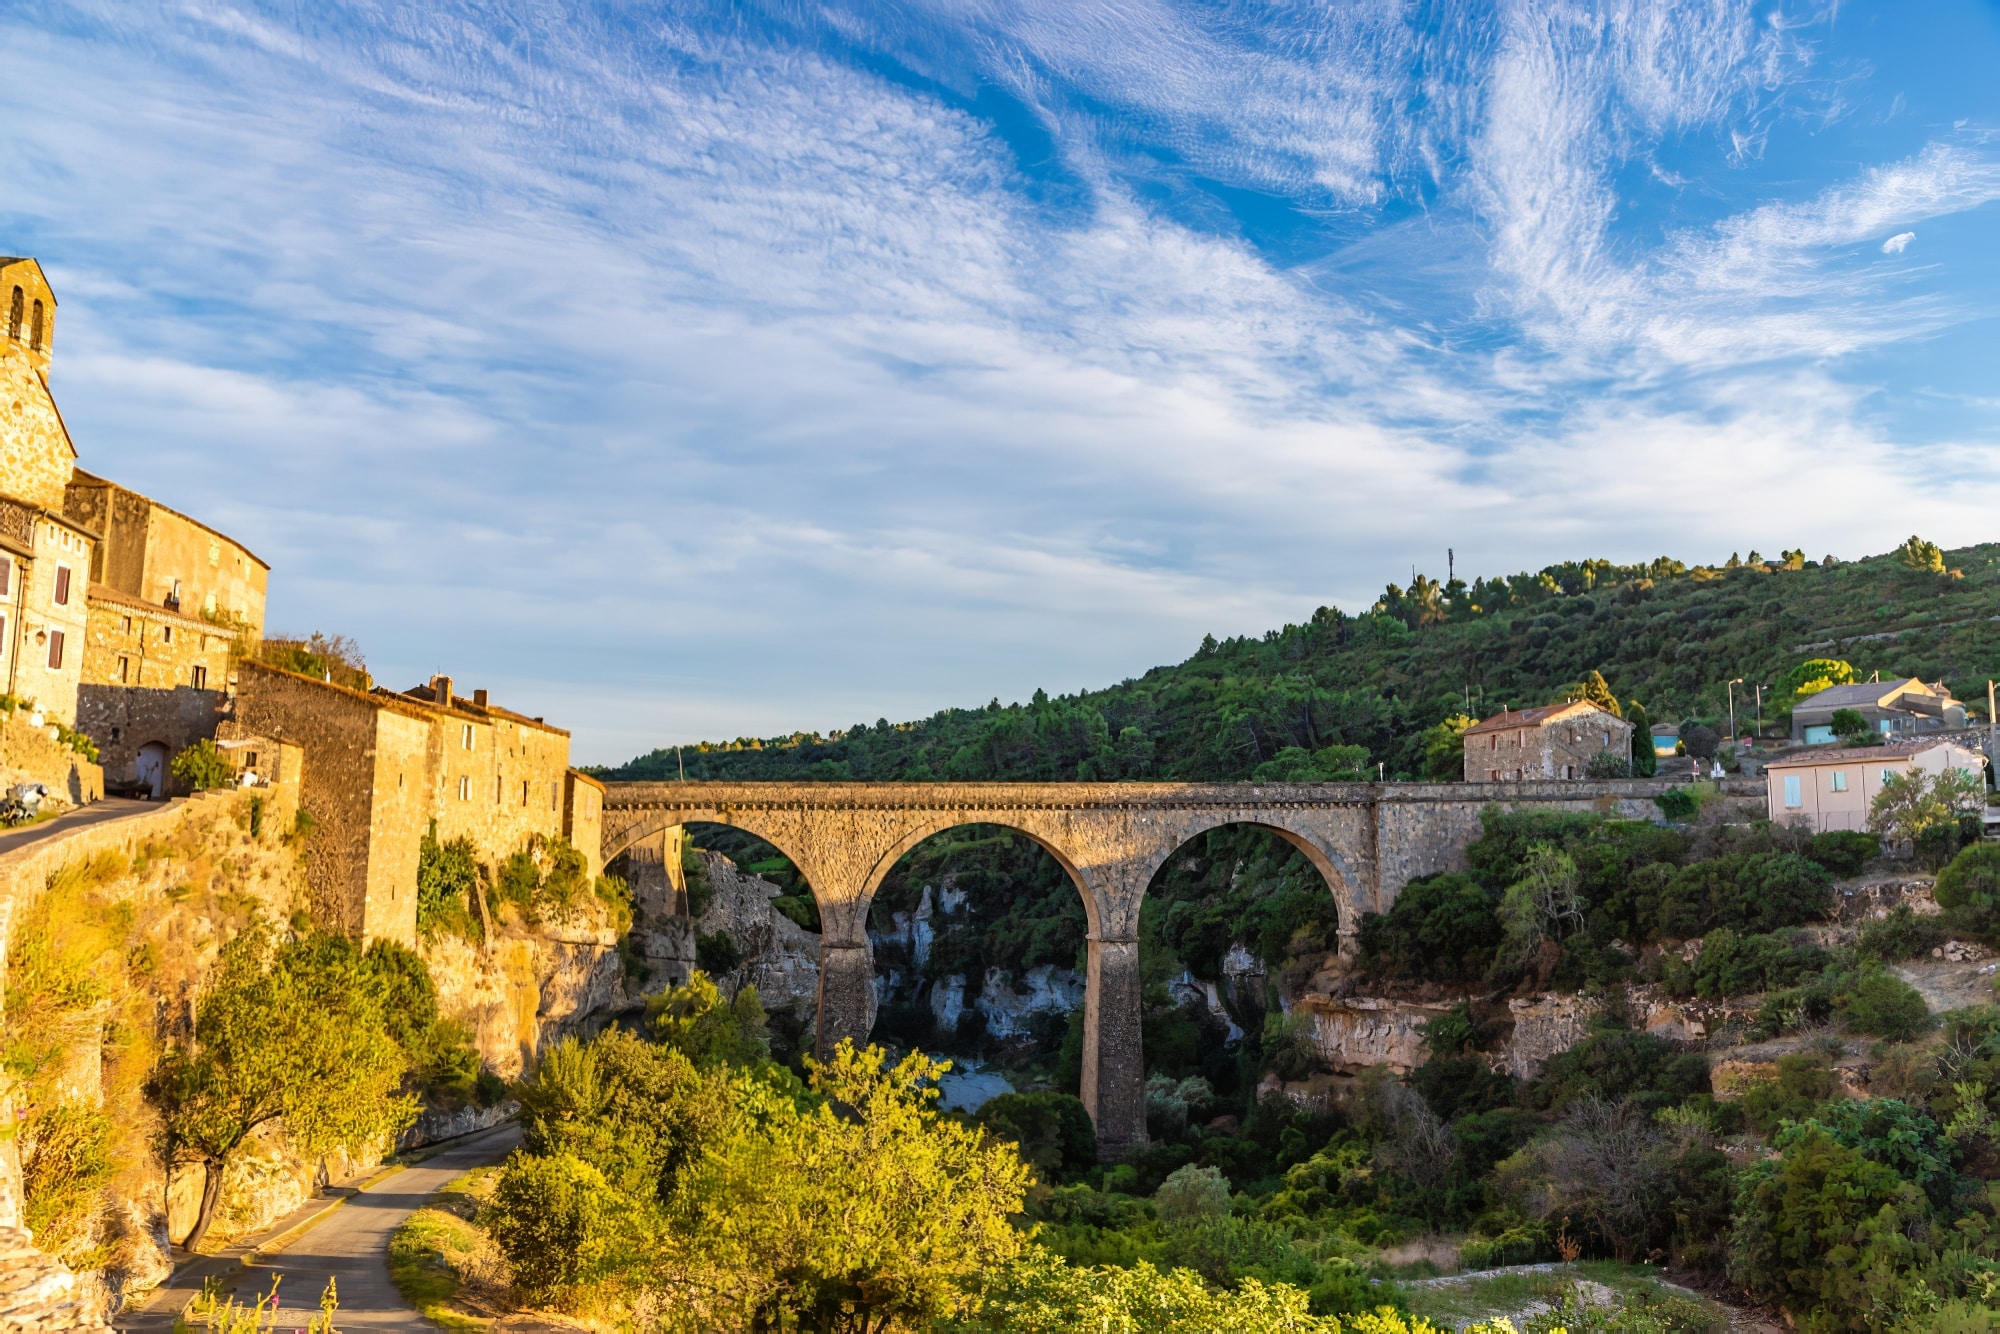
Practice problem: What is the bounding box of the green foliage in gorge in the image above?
[416,822,480,938]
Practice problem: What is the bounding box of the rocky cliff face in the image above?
[423,922,631,1080]
[626,850,822,1030]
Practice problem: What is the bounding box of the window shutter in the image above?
[0,558,10,596]
[54,565,70,605]
[48,630,64,668]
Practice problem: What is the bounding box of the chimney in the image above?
[473,688,489,708]
[430,674,453,706]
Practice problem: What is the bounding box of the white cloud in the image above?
[3,2,1996,761]
[1882,231,1916,254]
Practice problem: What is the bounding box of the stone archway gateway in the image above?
[601,777,1673,1157]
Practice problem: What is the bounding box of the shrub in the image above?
[1528,1028,1710,1113]
[484,1151,614,1300]
[416,823,480,938]
[1728,1126,1934,1330]
[977,1092,1097,1185]
[1666,928,1829,998]
[1830,708,1873,744]
[1871,767,1985,865]
[1737,1053,1841,1136]
[1650,852,1831,938]
[1653,787,1697,821]
[1585,751,1631,779]
[1856,905,1946,962]
[1806,830,1880,877]
[1936,844,2000,937]
[169,739,235,791]
[646,971,769,1068]
[1153,1164,1232,1223]
[695,930,741,976]
[1834,969,1933,1041]
[1357,873,1501,983]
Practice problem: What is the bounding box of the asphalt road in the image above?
[127,1123,520,1331]
[0,796,159,852]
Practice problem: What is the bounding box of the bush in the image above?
[1153,1164,1231,1223]
[1834,969,1933,1041]
[1666,928,1829,998]
[416,823,480,938]
[484,1152,614,1300]
[977,1092,1097,1185]
[1829,708,1873,744]
[1856,905,1946,962]
[695,930,742,976]
[1936,844,2000,937]
[1650,852,1831,938]
[1806,830,1880,877]
[1653,787,1697,821]
[1528,1028,1710,1113]
[1585,751,1631,779]
[169,739,235,791]
[1357,873,1502,983]
[1728,1126,1933,1330]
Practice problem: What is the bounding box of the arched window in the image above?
[29,300,44,350]
[6,287,20,340]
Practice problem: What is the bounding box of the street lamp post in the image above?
[1754,683,1773,739]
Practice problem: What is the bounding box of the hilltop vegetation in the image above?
[604,539,2000,783]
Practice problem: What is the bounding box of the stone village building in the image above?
[1462,700,1635,782]
[1,252,601,943]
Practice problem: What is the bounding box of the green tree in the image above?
[1498,844,1583,960]
[1870,767,1985,861]
[1626,700,1657,777]
[1936,843,2000,936]
[659,1043,1032,1330]
[1897,535,1947,576]
[1358,872,1502,984]
[1829,708,1872,744]
[485,1152,619,1300]
[1728,1126,1934,1330]
[169,739,235,792]
[1418,714,1476,781]
[416,822,481,937]
[1774,659,1857,718]
[1573,671,1621,717]
[149,926,417,1251]
[646,971,770,1069]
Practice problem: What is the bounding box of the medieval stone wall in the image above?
[74,684,228,789]
[0,709,102,805]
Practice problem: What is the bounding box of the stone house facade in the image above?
[232,662,603,943]
[0,258,95,726]
[1462,700,1634,782]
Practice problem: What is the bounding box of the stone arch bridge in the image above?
[601,778,1673,1156]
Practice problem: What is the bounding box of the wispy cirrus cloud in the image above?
[2,1,1997,759]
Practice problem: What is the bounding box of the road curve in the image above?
[127,1123,520,1331]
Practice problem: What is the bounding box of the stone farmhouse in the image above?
[1462,700,1634,782]
[0,253,601,944]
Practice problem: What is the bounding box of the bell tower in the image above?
[0,256,56,376]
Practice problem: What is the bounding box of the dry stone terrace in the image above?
[601,776,1716,1157]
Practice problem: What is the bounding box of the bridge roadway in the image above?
[600,777,1679,1157]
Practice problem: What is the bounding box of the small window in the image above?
[47,630,64,669]
[121,615,132,634]
[494,775,503,804]
[192,664,208,690]
[1830,770,1847,793]
[0,556,10,596]
[116,655,130,683]
[1881,768,1895,786]
[6,286,20,340]
[458,775,470,801]
[29,298,44,351]
[461,723,474,750]
[1783,775,1803,808]
[161,625,173,644]
[54,564,70,605]
[246,752,259,768]
[522,779,530,806]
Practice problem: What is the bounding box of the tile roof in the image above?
[1793,679,1938,712]
[1464,700,1622,737]
[1761,739,1973,768]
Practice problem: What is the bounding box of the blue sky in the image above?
[4,1,1997,764]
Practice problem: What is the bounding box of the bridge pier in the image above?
[1079,935,1147,1160]
[815,937,879,1060]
